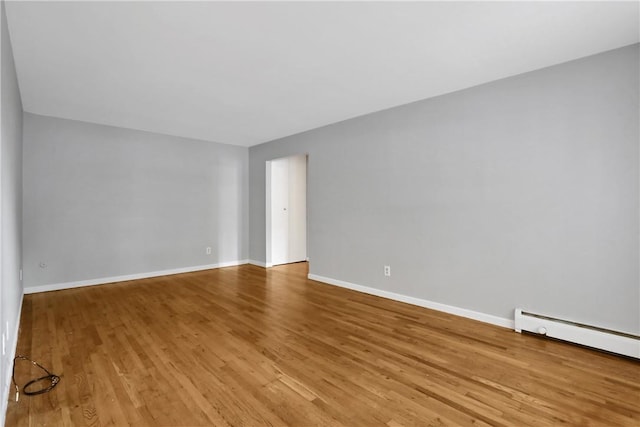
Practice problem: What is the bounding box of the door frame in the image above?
[265,154,308,268]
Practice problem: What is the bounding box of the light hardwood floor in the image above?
[5,262,639,426]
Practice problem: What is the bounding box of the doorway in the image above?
[265,154,307,267]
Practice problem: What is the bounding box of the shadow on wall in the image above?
[215,155,245,263]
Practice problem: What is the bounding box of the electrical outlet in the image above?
[4,321,8,356]
[384,265,391,277]
[19,269,23,281]
[206,247,212,255]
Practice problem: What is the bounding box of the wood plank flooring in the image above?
[5,262,640,426]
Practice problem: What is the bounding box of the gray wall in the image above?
[1,0,23,421]
[23,113,248,289]
[249,44,640,334]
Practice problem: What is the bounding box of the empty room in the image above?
[1,1,639,426]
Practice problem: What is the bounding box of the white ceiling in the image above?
[5,1,639,147]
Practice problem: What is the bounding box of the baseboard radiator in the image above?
[514,308,639,359]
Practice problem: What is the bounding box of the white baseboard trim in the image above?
[1,291,24,427]
[248,259,268,268]
[307,274,514,329]
[24,260,250,294]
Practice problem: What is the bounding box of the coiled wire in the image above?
[12,355,60,401]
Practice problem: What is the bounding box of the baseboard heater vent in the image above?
[514,308,639,359]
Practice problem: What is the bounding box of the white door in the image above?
[286,154,307,263]
[270,158,289,265]
[267,154,307,266]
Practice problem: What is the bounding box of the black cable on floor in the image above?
[12,355,61,402]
